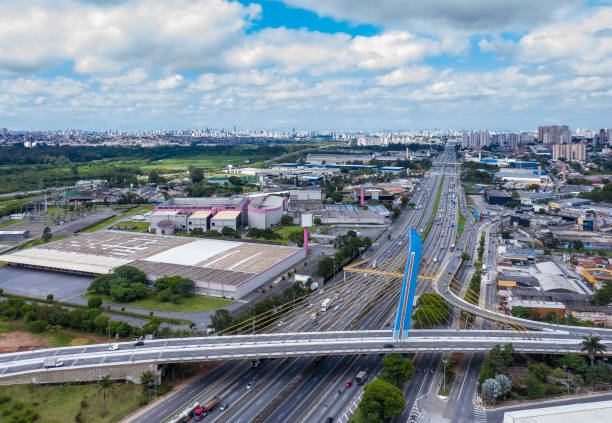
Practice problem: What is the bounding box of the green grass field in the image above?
[139,154,257,171]
[88,293,233,313]
[0,382,143,423]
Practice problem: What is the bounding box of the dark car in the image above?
[133,340,145,347]
[325,418,334,423]
[383,344,394,349]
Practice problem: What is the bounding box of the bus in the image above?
[321,298,332,312]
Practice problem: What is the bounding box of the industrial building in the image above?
[0,231,305,299]
[306,153,372,165]
[156,196,249,225]
[484,190,513,205]
[494,168,547,184]
[210,210,242,231]
[503,399,612,423]
[247,195,287,229]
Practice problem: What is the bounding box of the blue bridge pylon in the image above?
[393,227,422,341]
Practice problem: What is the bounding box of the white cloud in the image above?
[157,74,184,89]
[375,66,434,86]
[0,0,261,74]
[480,7,612,66]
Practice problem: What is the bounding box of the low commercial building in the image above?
[306,153,372,165]
[211,210,242,231]
[548,198,592,209]
[156,196,249,226]
[570,306,612,326]
[497,272,539,288]
[247,195,286,229]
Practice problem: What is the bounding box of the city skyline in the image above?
[1,0,612,130]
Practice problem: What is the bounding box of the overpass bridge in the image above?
[0,227,611,385]
[1,329,611,385]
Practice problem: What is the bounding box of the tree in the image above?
[99,375,112,416]
[528,184,540,192]
[140,371,155,396]
[358,378,405,421]
[281,215,293,225]
[482,378,501,404]
[189,166,204,183]
[113,266,147,284]
[511,306,532,319]
[317,257,335,279]
[46,294,54,303]
[221,226,236,237]
[552,367,566,379]
[501,230,510,239]
[582,335,607,366]
[381,354,414,386]
[210,309,233,331]
[88,296,103,309]
[495,374,511,400]
[148,169,162,184]
[42,226,52,243]
[314,217,321,225]
[502,344,516,367]
[573,239,584,250]
[461,253,471,261]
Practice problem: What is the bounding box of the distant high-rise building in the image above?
[461,130,490,149]
[599,129,607,144]
[538,125,570,144]
[0,128,7,136]
[553,142,586,161]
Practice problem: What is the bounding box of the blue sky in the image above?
[0,0,611,131]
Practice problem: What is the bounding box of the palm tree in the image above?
[99,375,112,416]
[581,335,607,367]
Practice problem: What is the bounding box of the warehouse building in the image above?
[210,210,242,231]
[247,195,286,229]
[0,231,305,299]
[156,196,249,226]
[146,211,189,231]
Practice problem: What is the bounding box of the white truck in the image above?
[43,358,63,368]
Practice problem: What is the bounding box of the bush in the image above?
[29,319,46,333]
[87,296,103,309]
[281,215,293,225]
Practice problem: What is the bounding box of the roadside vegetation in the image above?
[422,176,444,240]
[479,341,612,405]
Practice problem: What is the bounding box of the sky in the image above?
[1,0,612,131]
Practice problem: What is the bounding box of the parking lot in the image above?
[0,266,91,303]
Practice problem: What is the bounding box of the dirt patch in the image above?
[0,331,47,353]
[69,337,90,346]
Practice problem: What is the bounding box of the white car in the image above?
[108,344,119,351]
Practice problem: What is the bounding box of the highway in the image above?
[3,145,598,423]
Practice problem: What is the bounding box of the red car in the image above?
[345,381,353,388]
